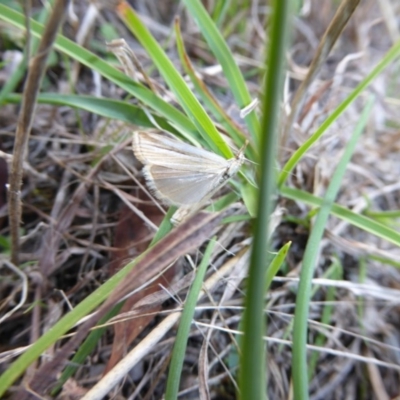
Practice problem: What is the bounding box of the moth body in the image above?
[132,131,245,223]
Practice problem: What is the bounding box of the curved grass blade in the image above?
[278,39,400,188]
[183,0,260,145]
[281,186,400,248]
[174,18,250,154]
[265,241,291,291]
[165,238,216,399]
[117,2,233,159]
[4,93,183,134]
[292,97,374,398]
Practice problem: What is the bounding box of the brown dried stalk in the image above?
[8,0,70,265]
[281,0,360,154]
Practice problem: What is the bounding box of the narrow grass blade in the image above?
[307,258,342,380]
[240,1,291,399]
[165,238,216,399]
[291,97,374,398]
[174,18,253,157]
[117,2,232,158]
[54,304,124,392]
[4,93,183,134]
[265,241,291,291]
[278,39,400,188]
[241,182,258,218]
[183,0,260,144]
[280,187,400,247]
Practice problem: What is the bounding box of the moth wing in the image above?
[132,131,228,171]
[143,165,223,205]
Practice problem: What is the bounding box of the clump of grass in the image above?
[1,1,400,399]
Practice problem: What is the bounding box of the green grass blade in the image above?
[278,39,400,188]
[281,186,400,247]
[117,4,232,158]
[183,0,260,145]
[173,18,251,154]
[241,182,258,218]
[292,97,374,399]
[54,304,124,392]
[4,93,183,134]
[165,238,216,399]
[307,258,342,380]
[240,1,291,399]
[211,0,231,28]
[265,241,291,291]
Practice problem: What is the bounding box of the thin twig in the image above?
[8,0,70,265]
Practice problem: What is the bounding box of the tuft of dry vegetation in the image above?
[1,1,400,399]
